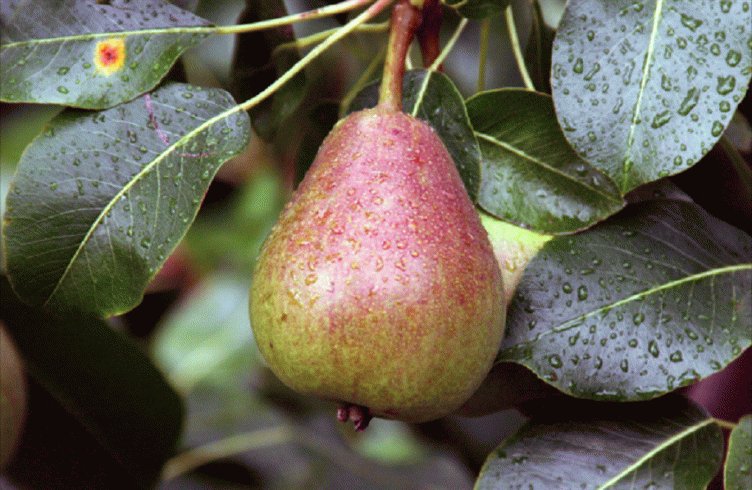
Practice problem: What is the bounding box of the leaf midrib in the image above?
[598,417,715,488]
[475,131,622,202]
[0,26,213,49]
[623,0,664,189]
[43,90,243,308]
[504,263,751,348]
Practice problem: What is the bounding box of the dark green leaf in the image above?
[443,0,511,19]
[2,82,250,317]
[523,0,554,94]
[499,200,752,400]
[1,276,184,488]
[0,0,212,109]
[550,0,752,193]
[467,89,624,233]
[230,0,306,141]
[476,395,724,490]
[725,415,752,490]
[348,69,481,202]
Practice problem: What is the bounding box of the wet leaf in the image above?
[348,69,482,202]
[443,0,511,19]
[1,276,184,488]
[0,0,212,109]
[550,0,752,193]
[467,89,624,233]
[2,82,250,317]
[725,415,752,490]
[476,395,724,490]
[230,0,306,141]
[499,200,752,400]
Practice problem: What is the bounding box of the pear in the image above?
[249,106,505,425]
[478,212,551,306]
[453,214,553,417]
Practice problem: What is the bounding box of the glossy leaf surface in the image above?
[467,89,624,233]
[349,69,482,202]
[499,200,752,400]
[476,396,723,490]
[3,82,250,317]
[0,0,212,108]
[551,0,752,193]
[725,415,752,490]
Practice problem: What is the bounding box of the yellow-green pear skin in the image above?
[478,212,552,305]
[250,107,505,423]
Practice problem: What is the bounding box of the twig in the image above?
[214,0,374,35]
[505,4,535,90]
[161,426,294,480]
[236,0,396,113]
[478,17,491,92]
[427,17,468,73]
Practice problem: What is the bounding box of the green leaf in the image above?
[2,82,250,317]
[152,271,257,396]
[0,0,212,109]
[467,89,624,233]
[348,69,482,202]
[725,415,752,490]
[184,169,283,274]
[476,395,724,490]
[0,276,184,488]
[550,0,752,193]
[499,200,752,400]
[444,0,511,19]
[230,0,306,141]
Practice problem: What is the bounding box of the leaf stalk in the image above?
[505,5,535,91]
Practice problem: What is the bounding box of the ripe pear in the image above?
[250,106,505,425]
[454,214,553,417]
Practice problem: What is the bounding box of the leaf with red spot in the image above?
[0,0,212,109]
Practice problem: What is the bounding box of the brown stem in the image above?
[378,0,423,111]
[415,0,442,69]
[336,403,373,431]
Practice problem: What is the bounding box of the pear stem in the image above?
[378,0,423,112]
[337,403,373,431]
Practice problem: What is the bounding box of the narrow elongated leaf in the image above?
[550,0,752,193]
[476,395,724,490]
[725,415,752,490]
[467,89,624,233]
[499,200,752,400]
[348,69,482,202]
[1,277,184,488]
[2,82,250,317]
[0,0,212,109]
